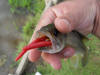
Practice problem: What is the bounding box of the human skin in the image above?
[28,0,100,70]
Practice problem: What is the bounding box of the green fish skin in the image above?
[36,24,88,66]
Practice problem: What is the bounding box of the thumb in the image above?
[54,18,74,33]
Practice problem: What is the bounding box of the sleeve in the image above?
[92,0,100,38]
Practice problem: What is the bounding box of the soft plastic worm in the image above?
[15,36,51,61]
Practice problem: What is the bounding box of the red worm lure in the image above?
[15,36,52,61]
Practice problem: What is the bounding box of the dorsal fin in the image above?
[72,30,89,41]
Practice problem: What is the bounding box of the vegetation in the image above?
[8,0,45,13]
[8,0,100,75]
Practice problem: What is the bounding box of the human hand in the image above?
[28,0,98,70]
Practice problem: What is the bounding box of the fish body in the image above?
[36,24,88,66]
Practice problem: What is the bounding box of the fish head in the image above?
[36,24,66,53]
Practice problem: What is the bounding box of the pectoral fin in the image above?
[70,54,83,68]
[81,48,88,66]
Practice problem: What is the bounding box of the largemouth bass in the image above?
[36,24,88,66]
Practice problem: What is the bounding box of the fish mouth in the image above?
[36,31,65,54]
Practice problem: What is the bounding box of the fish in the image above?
[36,24,88,66]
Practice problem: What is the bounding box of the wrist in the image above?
[92,0,100,38]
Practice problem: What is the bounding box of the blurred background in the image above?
[0,0,22,74]
[0,0,100,75]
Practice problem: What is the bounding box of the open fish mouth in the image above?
[36,30,66,54]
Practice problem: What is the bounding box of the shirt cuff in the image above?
[92,1,100,38]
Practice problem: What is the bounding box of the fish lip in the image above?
[36,31,65,54]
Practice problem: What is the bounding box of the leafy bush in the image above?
[8,0,45,13]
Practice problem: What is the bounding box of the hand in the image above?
[28,0,97,70]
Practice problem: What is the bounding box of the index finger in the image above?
[32,8,56,38]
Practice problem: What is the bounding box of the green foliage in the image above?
[8,0,32,13]
[9,0,32,8]
[8,0,45,13]
[86,35,100,55]
[22,0,45,41]
[37,59,100,75]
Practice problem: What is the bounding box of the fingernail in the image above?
[63,48,75,58]
[28,50,41,62]
[51,62,61,70]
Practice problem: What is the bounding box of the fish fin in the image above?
[72,31,89,41]
[70,54,82,68]
[81,48,88,67]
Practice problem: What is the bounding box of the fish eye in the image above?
[54,29,58,36]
